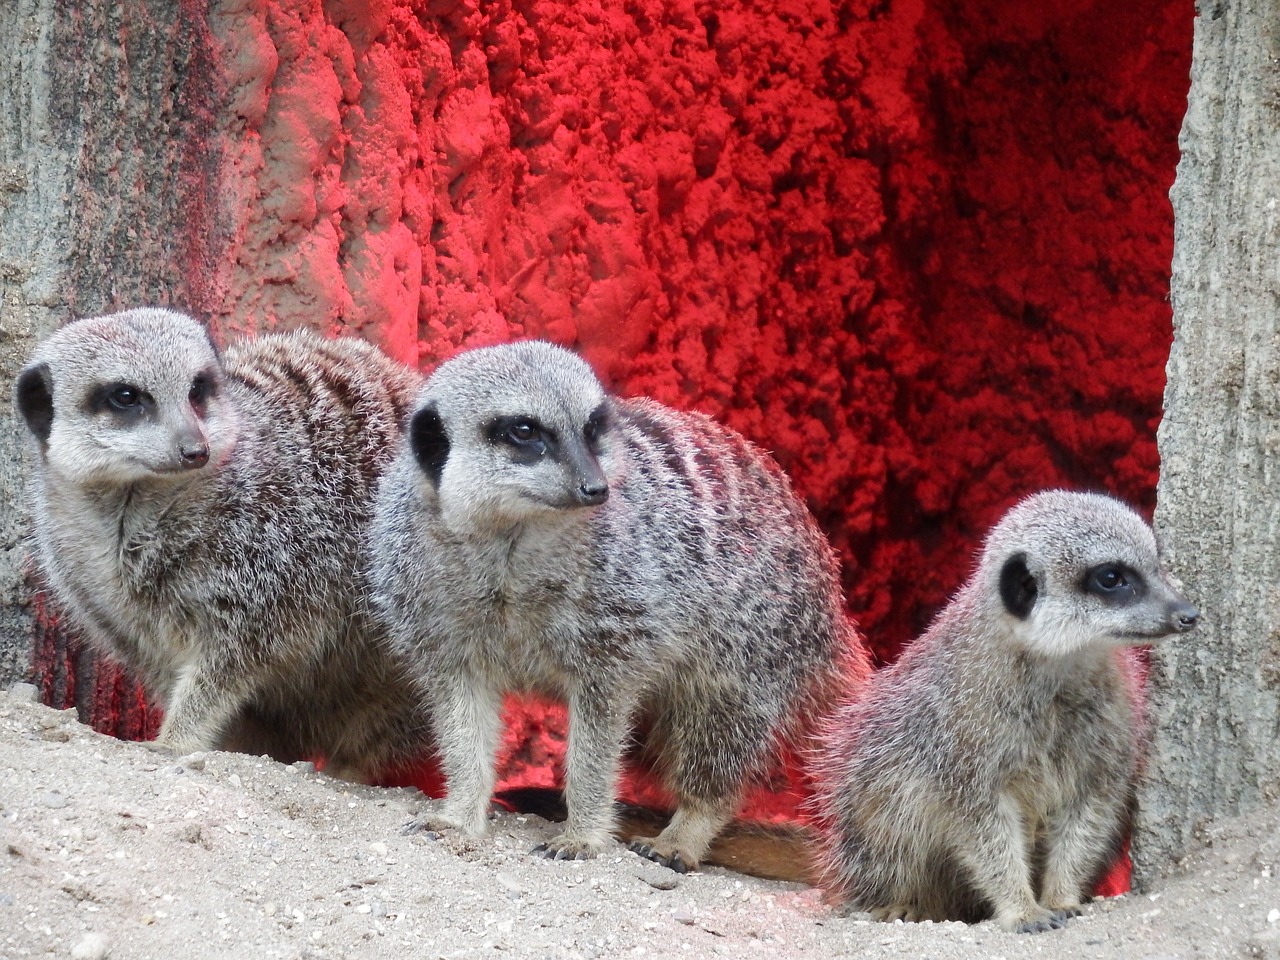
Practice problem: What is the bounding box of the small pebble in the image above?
[41,791,67,810]
[495,872,527,895]
[1248,929,1280,960]
[636,867,679,892]
[6,682,38,703]
[368,841,388,857]
[70,932,110,960]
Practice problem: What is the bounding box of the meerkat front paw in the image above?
[1043,902,1084,922]
[628,836,695,874]
[871,904,930,924]
[1000,906,1071,934]
[401,804,489,838]
[533,832,610,862]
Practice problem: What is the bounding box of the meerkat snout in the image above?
[566,439,609,506]
[178,441,209,468]
[1171,601,1200,632]
[576,479,609,506]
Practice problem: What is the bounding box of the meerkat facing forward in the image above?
[812,490,1199,933]
[16,308,431,780]
[369,340,868,870]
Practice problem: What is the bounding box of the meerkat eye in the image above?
[108,385,143,410]
[87,381,152,417]
[1094,567,1126,590]
[508,420,540,444]
[487,416,553,459]
[1085,564,1142,602]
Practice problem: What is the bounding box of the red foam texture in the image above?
[31,0,1192,898]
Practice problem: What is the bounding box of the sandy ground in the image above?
[1,682,1274,960]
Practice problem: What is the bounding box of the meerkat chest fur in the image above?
[442,518,604,679]
[926,596,1138,788]
[985,644,1136,813]
[33,459,224,687]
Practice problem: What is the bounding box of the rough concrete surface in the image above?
[0,0,225,686]
[1142,0,1280,884]
[0,0,65,686]
[3,686,1277,960]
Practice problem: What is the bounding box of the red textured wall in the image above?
[34,0,1192,891]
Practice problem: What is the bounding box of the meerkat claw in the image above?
[399,818,443,838]
[628,840,689,873]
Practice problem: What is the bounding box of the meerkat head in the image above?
[977,489,1199,657]
[406,340,619,533]
[15,308,236,486]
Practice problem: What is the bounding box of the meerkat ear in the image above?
[409,402,449,488]
[999,552,1039,619]
[15,363,54,446]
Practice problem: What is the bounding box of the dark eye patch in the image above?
[1082,563,1145,604]
[487,416,554,463]
[85,381,153,419]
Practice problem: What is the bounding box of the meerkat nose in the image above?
[1171,602,1200,632]
[576,480,609,506]
[179,442,210,469]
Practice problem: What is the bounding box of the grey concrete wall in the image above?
[1136,0,1280,885]
[0,0,224,687]
[0,0,74,684]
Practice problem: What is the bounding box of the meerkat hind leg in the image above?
[629,689,764,872]
[629,796,736,873]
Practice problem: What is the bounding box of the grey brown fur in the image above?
[368,340,868,870]
[16,308,431,781]
[812,490,1199,933]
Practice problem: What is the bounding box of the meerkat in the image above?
[811,490,1200,933]
[368,340,868,871]
[15,307,432,781]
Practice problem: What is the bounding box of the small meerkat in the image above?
[811,490,1199,933]
[16,307,431,781]
[368,340,868,871]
